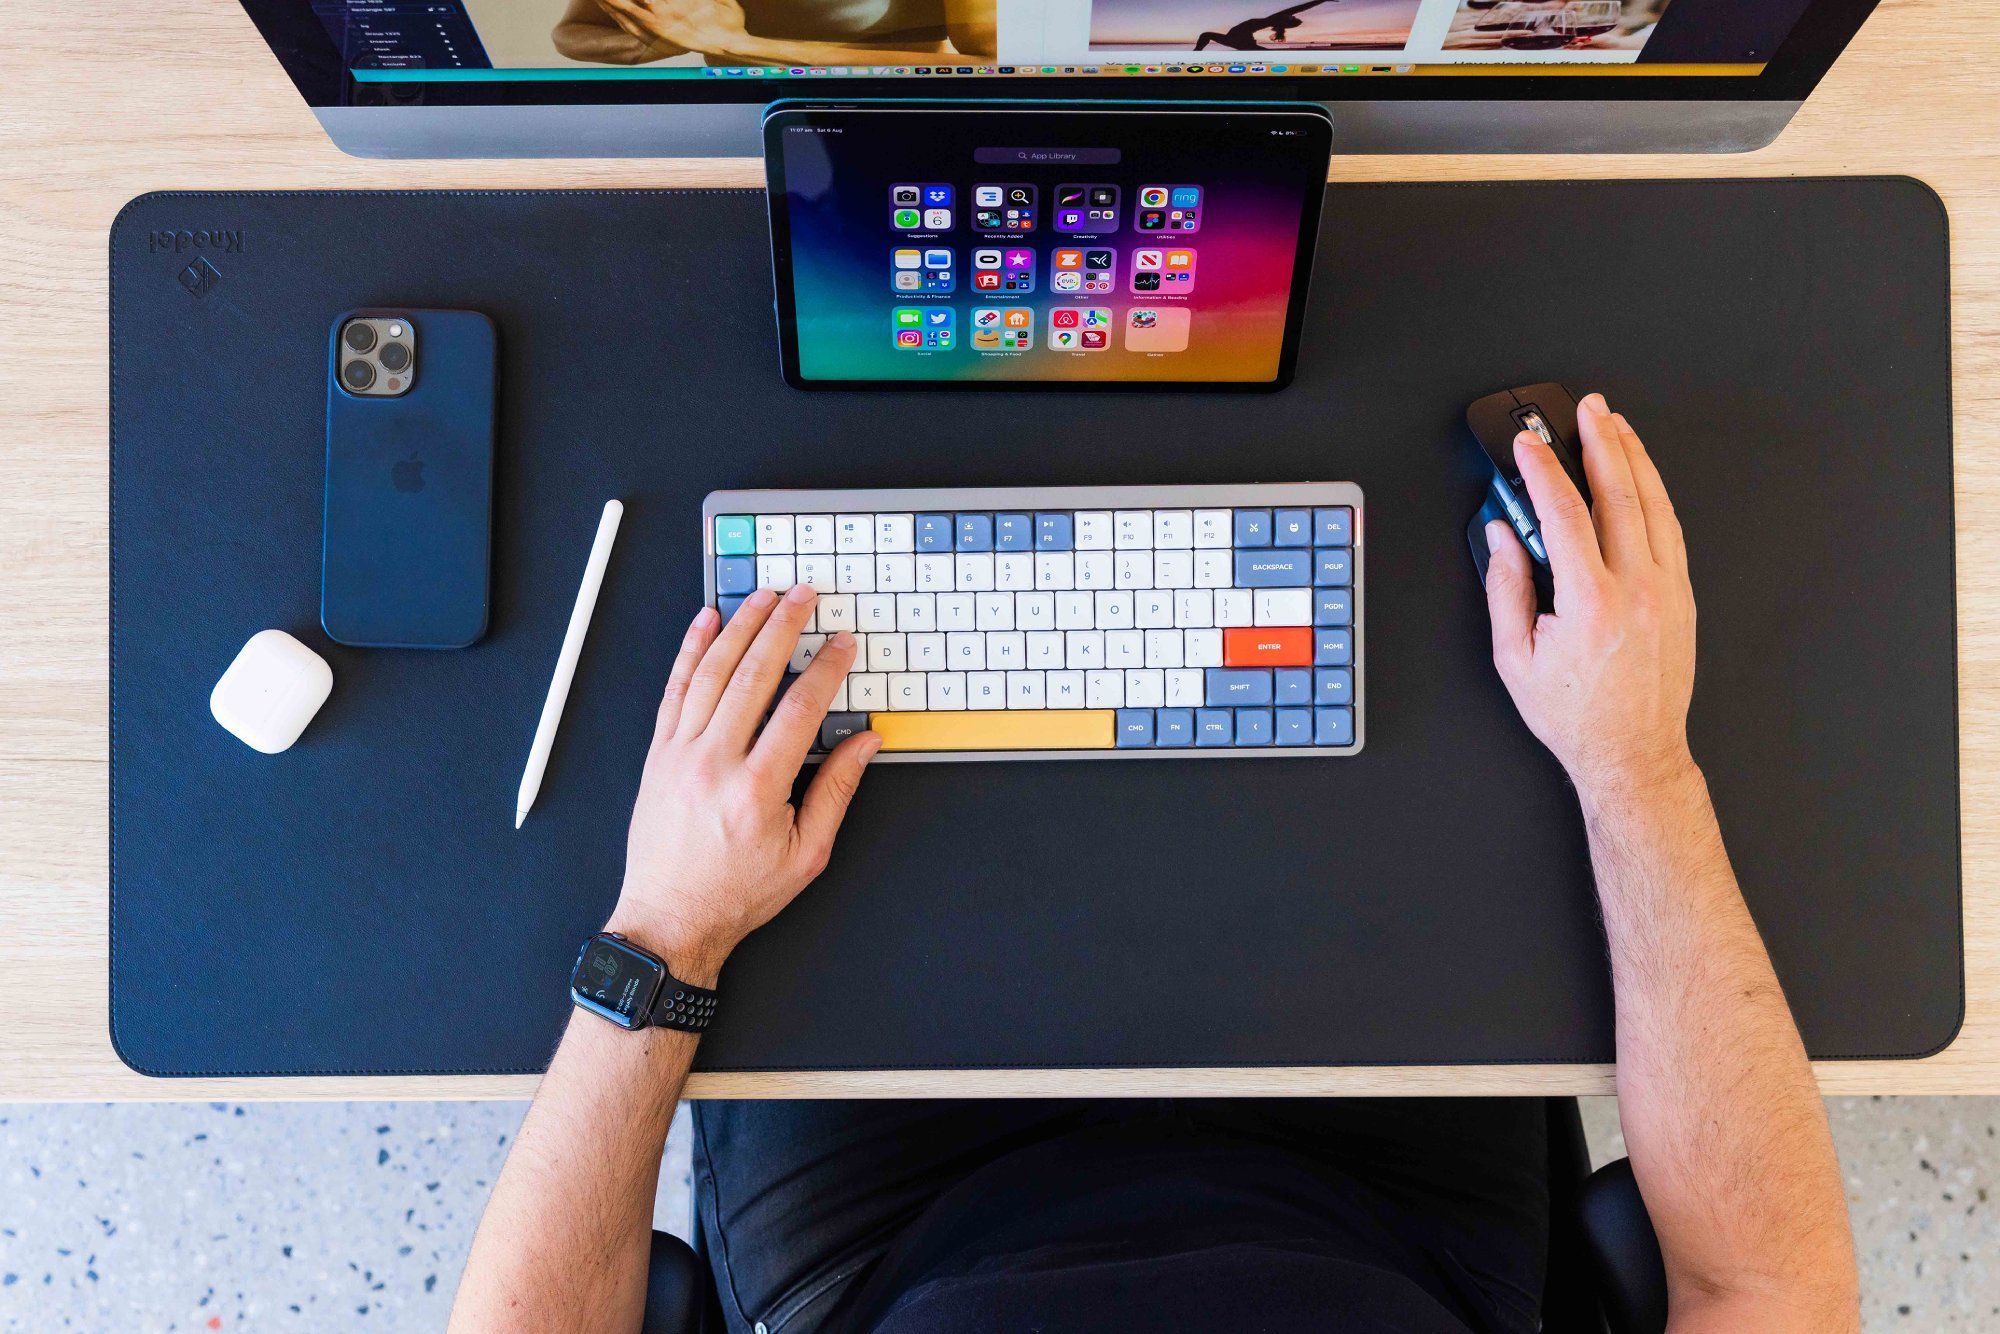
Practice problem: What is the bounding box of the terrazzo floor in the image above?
[1,1096,1992,1331]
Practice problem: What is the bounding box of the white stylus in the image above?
[516,499,624,829]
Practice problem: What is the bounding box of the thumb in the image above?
[1482,520,1536,682]
[794,731,882,872]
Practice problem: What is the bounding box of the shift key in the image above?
[1205,668,1274,706]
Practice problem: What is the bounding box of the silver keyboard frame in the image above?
[703,484,1364,762]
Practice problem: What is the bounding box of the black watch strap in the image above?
[647,974,719,1034]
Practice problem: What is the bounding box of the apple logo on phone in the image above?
[392,453,425,493]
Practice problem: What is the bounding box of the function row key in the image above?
[716,506,1354,556]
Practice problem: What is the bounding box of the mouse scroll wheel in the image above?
[1518,411,1556,447]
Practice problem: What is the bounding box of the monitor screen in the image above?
[296,0,1838,91]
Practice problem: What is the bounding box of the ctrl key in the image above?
[818,713,870,751]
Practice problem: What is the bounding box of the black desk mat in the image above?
[109,181,1961,1076]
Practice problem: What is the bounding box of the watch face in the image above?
[571,936,665,1028]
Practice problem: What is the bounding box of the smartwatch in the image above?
[569,932,718,1034]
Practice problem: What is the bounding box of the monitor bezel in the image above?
[242,0,1881,113]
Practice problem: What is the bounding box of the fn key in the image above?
[819,713,869,751]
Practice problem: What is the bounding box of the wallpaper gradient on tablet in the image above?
[772,109,1325,385]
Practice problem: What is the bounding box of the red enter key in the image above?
[1222,627,1312,666]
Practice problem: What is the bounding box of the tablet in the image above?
[765,102,1332,391]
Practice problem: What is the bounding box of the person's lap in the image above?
[691,1097,1548,1334]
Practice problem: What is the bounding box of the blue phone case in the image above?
[322,308,496,648]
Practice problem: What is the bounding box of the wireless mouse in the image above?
[1465,382,1592,592]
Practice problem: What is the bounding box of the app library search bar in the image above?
[975,147,1122,166]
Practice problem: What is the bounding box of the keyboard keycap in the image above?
[1235,709,1274,746]
[1315,668,1354,707]
[1035,513,1074,550]
[996,513,1033,550]
[875,513,915,552]
[1194,510,1232,548]
[1274,668,1312,706]
[1233,509,1272,547]
[928,672,967,710]
[1253,588,1313,626]
[956,513,993,551]
[714,515,755,555]
[915,514,953,551]
[1273,509,1311,547]
[870,709,1116,751]
[1276,707,1313,746]
[1315,630,1352,666]
[1075,512,1114,549]
[848,673,887,709]
[1124,669,1165,708]
[718,594,749,623]
[756,514,795,553]
[835,514,874,553]
[796,515,834,553]
[1206,668,1273,706]
[1315,548,1353,587]
[1315,508,1353,547]
[715,557,756,595]
[1222,626,1312,667]
[1154,510,1193,548]
[820,713,869,750]
[1196,709,1234,746]
[1234,550,1312,587]
[1157,708,1195,746]
[1115,709,1155,747]
[1314,589,1353,627]
[1315,707,1355,746]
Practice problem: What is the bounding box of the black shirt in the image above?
[838,1122,1512,1332]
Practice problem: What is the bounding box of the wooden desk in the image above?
[2,0,1993,1101]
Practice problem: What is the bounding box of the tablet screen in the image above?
[766,103,1331,390]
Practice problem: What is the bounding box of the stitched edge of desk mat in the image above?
[108,180,1962,1076]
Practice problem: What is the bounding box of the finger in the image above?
[1575,393,1650,572]
[749,630,859,780]
[1482,520,1536,683]
[709,584,820,750]
[654,606,719,744]
[1514,430,1605,597]
[1613,411,1687,572]
[675,588,778,739]
[793,730,882,876]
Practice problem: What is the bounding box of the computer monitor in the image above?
[244,0,1880,157]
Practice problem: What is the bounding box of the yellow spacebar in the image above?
[866,710,1116,752]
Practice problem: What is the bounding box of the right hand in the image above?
[1481,393,1698,798]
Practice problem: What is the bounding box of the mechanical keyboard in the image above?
[703,485,1363,760]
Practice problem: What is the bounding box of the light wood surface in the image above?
[2,0,1994,1101]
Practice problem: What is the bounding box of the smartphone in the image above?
[322,308,496,648]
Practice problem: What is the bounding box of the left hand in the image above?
[606,586,879,985]
[593,0,756,57]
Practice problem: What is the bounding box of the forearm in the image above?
[1582,761,1856,1328]
[449,1007,705,1334]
